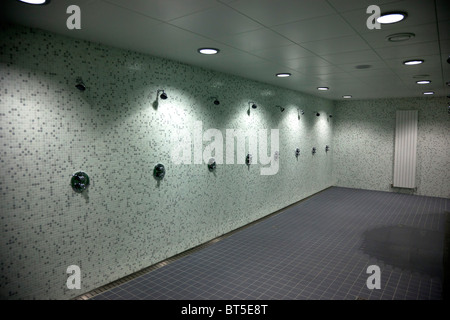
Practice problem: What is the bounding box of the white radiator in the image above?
[393,110,418,189]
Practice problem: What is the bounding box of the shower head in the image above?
[75,77,86,91]
[157,89,167,100]
[212,97,220,105]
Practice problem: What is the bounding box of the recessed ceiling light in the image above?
[198,48,220,55]
[276,73,291,78]
[377,12,407,24]
[342,95,352,99]
[423,91,434,95]
[403,59,424,65]
[416,80,431,84]
[317,87,329,91]
[17,0,50,4]
[386,32,415,42]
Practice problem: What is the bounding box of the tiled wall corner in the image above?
[333,97,450,198]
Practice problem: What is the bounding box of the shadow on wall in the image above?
[361,223,444,278]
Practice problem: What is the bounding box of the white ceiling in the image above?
[2,0,450,100]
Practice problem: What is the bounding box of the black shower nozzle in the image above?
[75,78,86,91]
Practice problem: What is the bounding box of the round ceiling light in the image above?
[198,48,220,55]
[386,32,415,42]
[276,73,291,78]
[17,0,50,4]
[403,59,424,65]
[377,12,407,24]
[416,80,431,85]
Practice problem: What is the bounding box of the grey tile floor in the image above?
[90,187,449,300]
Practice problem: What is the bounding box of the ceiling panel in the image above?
[321,50,382,65]
[225,0,335,26]
[104,0,218,22]
[168,4,261,38]
[271,14,356,43]
[281,56,335,71]
[1,0,449,100]
[359,23,439,49]
[325,0,402,13]
[300,35,372,55]
[337,60,389,73]
[128,23,238,66]
[215,28,293,52]
[76,1,163,47]
[286,64,345,76]
[375,41,441,60]
[251,44,315,61]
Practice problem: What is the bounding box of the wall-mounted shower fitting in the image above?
[246,154,253,165]
[312,147,317,155]
[208,158,217,171]
[157,89,167,100]
[212,97,220,105]
[153,163,166,180]
[75,77,86,91]
[325,145,330,152]
[295,148,300,158]
[71,171,90,193]
[247,102,257,115]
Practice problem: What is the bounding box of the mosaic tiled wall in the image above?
[0,24,335,299]
[333,98,450,198]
